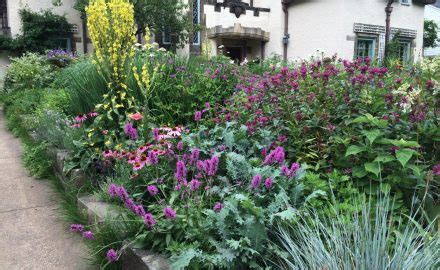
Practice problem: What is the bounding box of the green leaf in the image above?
[170,248,201,270]
[365,162,381,177]
[352,166,368,178]
[376,138,420,148]
[396,149,415,168]
[374,154,395,163]
[345,145,366,156]
[362,129,381,144]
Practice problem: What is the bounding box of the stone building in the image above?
[178,0,435,62]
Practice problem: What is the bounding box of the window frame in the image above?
[162,28,171,45]
[397,39,412,63]
[354,35,378,61]
[400,0,410,6]
[192,0,201,45]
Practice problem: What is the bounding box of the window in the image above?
[54,37,72,51]
[355,37,376,60]
[192,0,200,45]
[162,28,171,44]
[0,0,8,29]
[400,0,410,5]
[397,40,412,62]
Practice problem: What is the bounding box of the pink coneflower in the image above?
[129,112,143,121]
[133,162,144,171]
[168,127,182,137]
[127,154,137,164]
[88,112,99,117]
[102,130,109,135]
[147,185,159,196]
[75,114,88,123]
[163,207,176,219]
[102,150,113,158]
[213,202,223,212]
[82,231,94,240]
[106,249,118,263]
[137,145,147,153]
[71,123,81,128]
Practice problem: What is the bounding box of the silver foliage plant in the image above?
[274,197,440,270]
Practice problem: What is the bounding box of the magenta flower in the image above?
[163,207,177,219]
[106,249,118,263]
[75,114,87,123]
[176,141,184,151]
[116,186,129,201]
[264,177,273,189]
[153,128,159,141]
[175,161,187,183]
[82,231,94,240]
[70,224,84,233]
[281,163,300,179]
[148,151,159,165]
[189,148,200,165]
[88,112,99,117]
[263,147,285,165]
[251,175,262,189]
[433,164,440,176]
[108,184,118,198]
[147,185,159,196]
[124,122,138,140]
[143,213,157,229]
[189,179,202,191]
[213,202,223,212]
[194,111,202,121]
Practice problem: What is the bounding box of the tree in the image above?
[424,20,439,48]
[75,0,197,48]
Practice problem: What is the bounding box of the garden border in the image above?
[48,147,171,270]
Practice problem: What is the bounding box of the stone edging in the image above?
[49,147,170,270]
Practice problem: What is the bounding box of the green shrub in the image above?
[3,53,53,93]
[23,142,53,179]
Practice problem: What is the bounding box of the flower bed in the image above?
[1,0,439,268]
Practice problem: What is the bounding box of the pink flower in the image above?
[138,145,147,153]
[102,150,113,158]
[75,114,87,123]
[106,249,118,263]
[71,123,81,128]
[88,112,99,117]
[129,112,143,121]
[143,213,156,229]
[70,224,84,233]
[264,177,273,189]
[147,185,159,196]
[194,111,202,121]
[251,175,262,189]
[176,141,184,151]
[433,164,440,176]
[82,231,94,240]
[213,202,223,212]
[163,207,176,219]
[189,179,202,191]
[133,162,144,171]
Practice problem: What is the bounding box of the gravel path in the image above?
[0,108,91,270]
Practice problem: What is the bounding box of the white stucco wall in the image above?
[203,0,426,62]
[282,0,425,61]
[204,4,270,32]
[424,5,440,57]
[6,0,85,54]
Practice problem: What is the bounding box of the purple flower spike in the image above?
[251,175,262,189]
[147,185,159,196]
[106,249,118,263]
[82,231,94,240]
[163,207,177,219]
